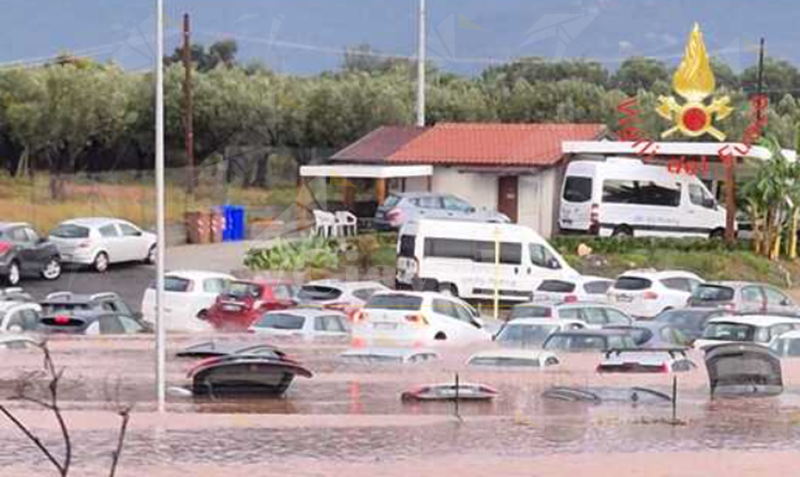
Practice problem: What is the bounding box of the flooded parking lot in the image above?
[3,336,800,476]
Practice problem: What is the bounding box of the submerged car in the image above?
[532,276,613,304]
[694,315,800,350]
[542,386,672,404]
[141,270,234,332]
[493,318,586,348]
[339,347,439,365]
[607,269,703,319]
[249,309,350,341]
[705,343,783,397]
[467,349,560,368]
[0,222,62,286]
[542,329,637,353]
[770,330,800,358]
[38,310,152,335]
[189,353,313,397]
[653,308,727,343]
[688,281,800,316]
[604,322,692,348]
[596,348,695,374]
[401,382,498,402]
[296,280,389,319]
[205,279,298,332]
[175,341,282,359]
[509,301,633,328]
[40,292,139,320]
[0,334,42,350]
[0,300,42,333]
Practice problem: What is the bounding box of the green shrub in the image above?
[244,236,339,271]
[551,236,749,255]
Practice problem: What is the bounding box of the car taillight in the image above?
[352,311,367,323]
[564,294,578,303]
[54,315,70,325]
[387,208,403,225]
[659,363,670,373]
[404,314,429,326]
[643,291,659,300]
[0,241,11,255]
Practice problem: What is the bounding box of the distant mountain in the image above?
[1,0,798,75]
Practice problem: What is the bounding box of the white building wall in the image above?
[518,169,558,237]
[431,167,497,210]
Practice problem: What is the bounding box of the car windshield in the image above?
[298,285,343,302]
[50,224,89,239]
[703,322,755,342]
[537,280,576,293]
[225,282,262,300]
[365,294,422,311]
[614,277,653,290]
[253,313,305,330]
[544,334,608,352]
[383,195,401,208]
[496,324,559,347]
[509,304,551,319]
[692,285,735,302]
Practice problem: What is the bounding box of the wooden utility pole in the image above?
[183,13,195,194]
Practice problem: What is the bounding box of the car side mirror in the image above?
[547,258,561,270]
[702,198,716,209]
[37,237,47,244]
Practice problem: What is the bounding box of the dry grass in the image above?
[0,173,296,233]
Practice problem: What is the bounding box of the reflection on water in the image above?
[4,337,800,474]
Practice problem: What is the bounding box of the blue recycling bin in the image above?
[220,205,246,242]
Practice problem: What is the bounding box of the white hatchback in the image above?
[141,270,234,332]
[352,291,491,347]
[249,309,350,341]
[607,269,703,319]
[49,218,157,272]
[532,276,614,303]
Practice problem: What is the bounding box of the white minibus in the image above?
[559,157,729,238]
[395,219,579,301]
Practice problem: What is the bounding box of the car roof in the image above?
[0,222,31,230]
[700,281,768,289]
[305,280,388,291]
[707,315,800,327]
[42,292,120,303]
[340,347,438,358]
[59,217,121,227]
[549,329,632,337]
[230,278,294,286]
[469,349,557,361]
[263,308,345,318]
[390,192,455,199]
[503,318,584,326]
[618,269,701,280]
[166,270,235,281]
[775,330,800,339]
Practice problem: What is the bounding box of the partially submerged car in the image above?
[40,292,139,320]
[249,309,350,341]
[509,301,633,329]
[688,281,800,316]
[769,330,800,358]
[694,315,800,350]
[296,280,389,319]
[38,310,152,335]
[705,343,783,397]
[596,348,696,374]
[542,329,637,353]
[494,318,585,349]
[205,279,298,332]
[467,349,560,369]
[542,386,672,404]
[189,353,313,397]
[0,300,42,333]
[0,334,42,350]
[141,270,234,332]
[175,341,282,359]
[339,347,439,365]
[653,308,727,344]
[401,382,498,402]
[532,276,613,304]
[604,322,692,348]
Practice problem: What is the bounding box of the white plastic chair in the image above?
[313,210,337,237]
[335,211,358,236]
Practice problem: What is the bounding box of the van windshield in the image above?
[563,177,592,203]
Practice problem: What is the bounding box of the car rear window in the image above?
[50,224,89,239]
[365,294,422,311]
[383,195,401,208]
[563,176,592,203]
[149,277,192,292]
[298,286,343,302]
[614,277,653,291]
[254,313,305,330]
[41,302,92,314]
[225,282,263,300]
[703,322,755,341]
[537,280,576,293]
[692,285,735,302]
[510,304,551,319]
[584,280,612,294]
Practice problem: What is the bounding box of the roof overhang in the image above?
[563,141,797,162]
[300,164,433,179]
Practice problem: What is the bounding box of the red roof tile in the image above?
[330,126,428,162]
[389,123,606,166]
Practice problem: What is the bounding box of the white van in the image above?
[559,158,728,238]
[396,219,579,301]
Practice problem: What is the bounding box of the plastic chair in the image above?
[313,210,337,237]
[335,211,358,236]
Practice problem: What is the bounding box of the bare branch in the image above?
[0,404,66,475]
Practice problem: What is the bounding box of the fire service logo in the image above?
[656,23,733,141]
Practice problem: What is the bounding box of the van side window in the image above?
[530,244,561,269]
[603,180,681,207]
[689,184,714,209]
[563,177,592,203]
[425,238,521,265]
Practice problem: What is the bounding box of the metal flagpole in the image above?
[155,0,167,414]
[416,0,426,127]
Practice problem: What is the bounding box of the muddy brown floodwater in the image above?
[2,335,800,477]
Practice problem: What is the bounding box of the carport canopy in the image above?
[299,164,433,204]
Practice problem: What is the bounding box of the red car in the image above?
[206,279,298,332]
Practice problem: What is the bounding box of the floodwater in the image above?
[2,335,800,477]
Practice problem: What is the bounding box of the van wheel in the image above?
[612,225,633,238]
[438,283,458,297]
[710,228,725,240]
[434,332,447,341]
